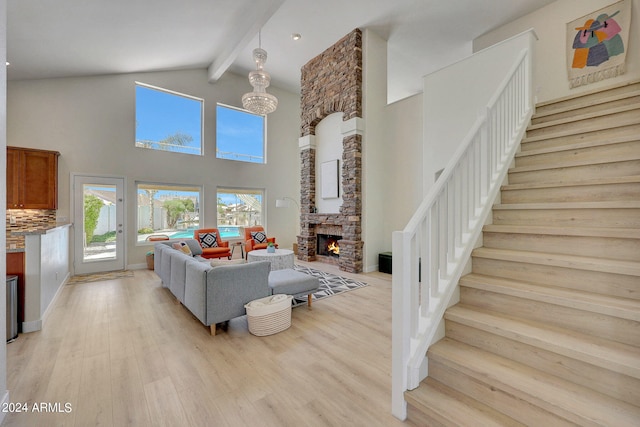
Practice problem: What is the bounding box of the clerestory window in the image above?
[216,104,265,163]
[135,83,203,156]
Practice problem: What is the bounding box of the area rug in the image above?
[67,270,134,285]
[291,265,368,307]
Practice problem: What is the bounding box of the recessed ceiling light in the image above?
[291,33,302,41]
[5,62,9,66]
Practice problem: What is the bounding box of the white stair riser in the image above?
[493,207,640,228]
[472,257,639,300]
[509,160,640,185]
[459,287,640,346]
[482,231,640,261]
[445,322,640,407]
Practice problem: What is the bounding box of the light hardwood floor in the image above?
[3,260,416,427]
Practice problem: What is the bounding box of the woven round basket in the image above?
[245,294,293,336]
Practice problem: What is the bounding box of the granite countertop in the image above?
[7,247,25,253]
[11,222,71,236]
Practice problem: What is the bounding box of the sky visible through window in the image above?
[135,84,203,155]
[216,104,265,163]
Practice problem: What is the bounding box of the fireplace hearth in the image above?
[317,234,341,257]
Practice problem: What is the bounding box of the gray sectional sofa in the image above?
[153,239,271,335]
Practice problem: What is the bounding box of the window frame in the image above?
[135,82,204,156]
[216,187,265,236]
[215,103,266,164]
[135,181,203,245]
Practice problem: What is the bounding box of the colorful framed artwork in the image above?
[566,0,631,88]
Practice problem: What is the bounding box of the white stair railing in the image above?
[391,44,535,420]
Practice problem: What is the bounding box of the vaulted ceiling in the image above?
[7,0,556,102]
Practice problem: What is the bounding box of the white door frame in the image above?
[71,173,126,274]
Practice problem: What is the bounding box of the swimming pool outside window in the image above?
[136,182,202,243]
[217,188,264,233]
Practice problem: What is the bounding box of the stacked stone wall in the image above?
[298,29,363,273]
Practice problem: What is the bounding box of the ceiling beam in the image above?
[207,0,285,84]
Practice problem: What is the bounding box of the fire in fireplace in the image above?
[317,234,341,257]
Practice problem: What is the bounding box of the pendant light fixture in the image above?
[242,31,278,115]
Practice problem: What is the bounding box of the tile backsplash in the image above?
[6,210,58,249]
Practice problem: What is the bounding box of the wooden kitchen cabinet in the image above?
[7,147,60,209]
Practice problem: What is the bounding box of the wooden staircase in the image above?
[405,80,640,426]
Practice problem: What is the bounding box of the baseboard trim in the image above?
[22,320,42,333]
[127,263,147,270]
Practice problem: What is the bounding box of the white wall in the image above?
[39,226,70,318]
[474,0,640,103]
[362,29,389,272]
[384,93,423,237]
[0,0,8,418]
[315,112,343,214]
[7,69,301,267]
[22,226,70,332]
[423,30,537,195]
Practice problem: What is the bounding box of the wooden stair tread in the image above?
[535,79,640,108]
[483,224,640,239]
[501,175,640,191]
[493,201,640,210]
[406,378,525,427]
[461,273,640,322]
[527,104,640,131]
[472,247,640,276]
[523,116,640,143]
[522,127,640,146]
[509,158,640,175]
[446,304,640,379]
[533,89,640,118]
[534,82,640,117]
[518,133,639,156]
[429,338,640,426]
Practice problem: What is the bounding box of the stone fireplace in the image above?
[297,29,364,273]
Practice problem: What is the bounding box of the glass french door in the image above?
[73,175,125,274]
